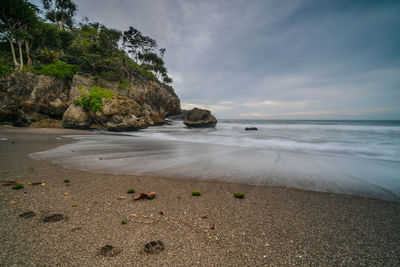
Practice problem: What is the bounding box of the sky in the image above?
[34,0,400,119]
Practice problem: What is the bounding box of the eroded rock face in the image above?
[71,74,181,117]
[0,72,181,128]
[62,104,91,129]
[93,96,152,131]
[0,72,70,126]
[183,108,217,128]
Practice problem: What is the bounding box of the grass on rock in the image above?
[127,189,135,194]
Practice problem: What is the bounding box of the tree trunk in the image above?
[25,40,32,67]
[18,40,24,70]
[7,37,19,69]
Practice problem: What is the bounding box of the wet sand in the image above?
[0,127,399,266]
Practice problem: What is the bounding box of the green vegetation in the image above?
[234,192,244,199]
[192,190,201,196]
[118,79,132,91]
[0,60,14,78]
[12,184,24,190]
[121,220,127,224]
[127,188,135,194]
[73,86,115,112]
[34,60,77,78]
[0,0,173,85]
[64,179,70,183]
[146,194,156,199]
[27,182,33,186]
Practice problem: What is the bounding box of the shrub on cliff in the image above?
[74,86,115,112]
[34,60,78,79]
[0,60,13,78]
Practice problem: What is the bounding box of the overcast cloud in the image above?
[38,0,400,119]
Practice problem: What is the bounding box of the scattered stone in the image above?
[117,196,126,200]
[30,119,62,128]
[99,245,122,257]
[210,224,216,230]
[184,108,217,128]
[245,127,258,131]
[160,210,166,216]
[71,227,82,232]
[43,214,64,222]
[201,216,208,219]
[144,240,165,254]
[0,138,7,141]
[19,211,36,218]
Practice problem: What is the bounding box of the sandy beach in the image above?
[0,127,399,266]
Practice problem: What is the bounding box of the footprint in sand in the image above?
[99,245,122,257]
[19,211,36,218]
[42,214,64,222]
[144,240,165,254]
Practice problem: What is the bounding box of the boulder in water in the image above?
[183,108,217,128]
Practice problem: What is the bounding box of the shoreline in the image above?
[1,127,399,266]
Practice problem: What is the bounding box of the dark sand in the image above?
[0,127,399,266]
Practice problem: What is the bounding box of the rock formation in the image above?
[0,72,181,130]
[183,108,217,128]
[62,104,92,129]
[90,96,152,131]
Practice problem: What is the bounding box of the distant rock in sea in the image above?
[183,108,217,128]
[245,127,258,131]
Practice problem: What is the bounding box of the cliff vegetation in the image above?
[0,0,181,129]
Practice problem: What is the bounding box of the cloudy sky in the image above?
[37,0,400,119]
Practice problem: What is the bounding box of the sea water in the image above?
[31,120,400,202]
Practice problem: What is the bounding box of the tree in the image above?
[41,0,76,30]
[122,26,157,61]
[0,0,38,69]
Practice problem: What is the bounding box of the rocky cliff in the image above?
[0,72,181,128]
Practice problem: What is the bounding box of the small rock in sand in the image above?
[144,240,165,254]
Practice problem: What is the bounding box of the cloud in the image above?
[36,0,400,119]
[181,103,232,112]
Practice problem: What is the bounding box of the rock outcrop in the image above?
[91,96,152,131]
[183,108,217,128]
[62,104,92,129]
[0,72,181,129]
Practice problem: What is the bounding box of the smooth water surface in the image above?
[31,120,400,202]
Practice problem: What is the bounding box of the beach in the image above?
[0,127,399,266]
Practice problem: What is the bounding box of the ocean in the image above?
[32,119,400,202]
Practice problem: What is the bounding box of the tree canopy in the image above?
[0,0,173,84]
